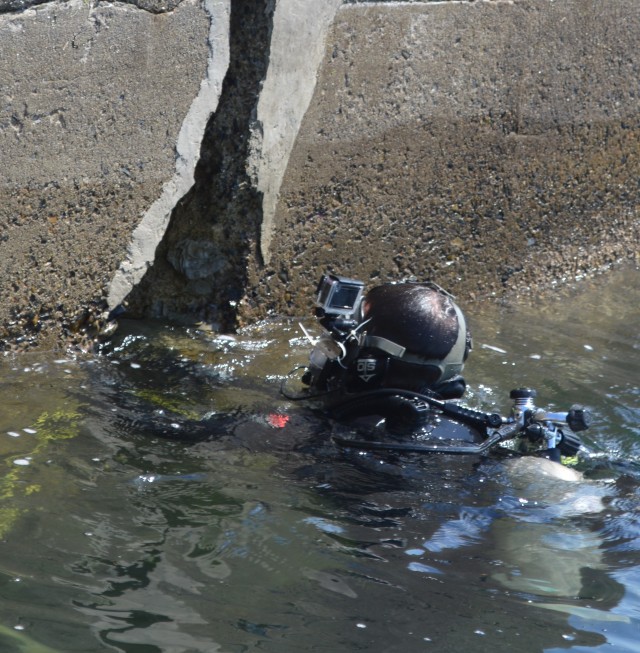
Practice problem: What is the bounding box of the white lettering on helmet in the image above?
[357,358,378,383]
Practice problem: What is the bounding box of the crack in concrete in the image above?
[110,0,344,330]
[119,0,275,328]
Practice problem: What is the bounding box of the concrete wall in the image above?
[1,0,639,348]
[243,0,640,321]
[0,0,227,348]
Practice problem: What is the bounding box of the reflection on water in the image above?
[0,266,638,652]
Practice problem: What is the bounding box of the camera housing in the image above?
[315,273,365,333]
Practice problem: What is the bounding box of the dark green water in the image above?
[0,266,639,653]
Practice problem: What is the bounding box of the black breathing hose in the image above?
[329,388,516,455]
[331,388,504,431]
[333,421,521,455]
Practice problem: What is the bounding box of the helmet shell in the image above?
[357,283,471,388]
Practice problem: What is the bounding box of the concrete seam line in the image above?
[255,0,343,265]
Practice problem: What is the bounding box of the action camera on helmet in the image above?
[314,273,365,333]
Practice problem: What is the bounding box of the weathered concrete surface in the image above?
[107,0,230,311]
[240,0,640,322]
[121,0,343,331]
[2,0,640,347]
[0,0,225,348]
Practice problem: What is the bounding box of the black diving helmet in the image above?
[302,275,472,402]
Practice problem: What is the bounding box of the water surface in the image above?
[0,266,639,653]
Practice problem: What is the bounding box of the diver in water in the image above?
[288,273,590,461]
[107,270,590,464]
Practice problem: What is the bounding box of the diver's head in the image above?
[349,282,472,394]
[302,275,472,400]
